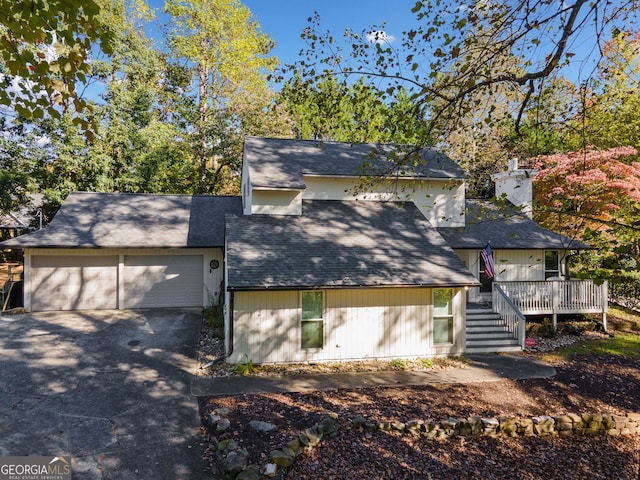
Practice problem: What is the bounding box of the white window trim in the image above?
[300,290,325,350]
[433,288,454,345]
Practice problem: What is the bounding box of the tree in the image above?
[0,0,117,134]
[163,0,286,193]
[581,31,640,152]
[278,73,432,144]
[286,2,639,144]
[532,146,640,298]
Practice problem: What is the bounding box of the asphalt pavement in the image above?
[0,309,208,480]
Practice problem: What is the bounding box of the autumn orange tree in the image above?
[532,146,640,307]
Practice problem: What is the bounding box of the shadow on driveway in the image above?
[0,309,208,479]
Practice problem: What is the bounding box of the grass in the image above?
[542,332,640,361]
[538,305,640,361]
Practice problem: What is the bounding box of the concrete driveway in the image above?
[0,309,208,479]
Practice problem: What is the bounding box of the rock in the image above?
[235,466,261,480]
[317,417,339,435]
[391,421,406,431]
[217,439,239,454]
[208,413,221,426]
[286,438,304,457]
[270,449,294,468]
[351,415,367,428]
[364,422,378,432]
[214,407,231,417]
[499,417,518,437]
[249,420,277,433]
[300,427,322,447]
[216,418,231,433]
[220,450,247,474]
[263,463,278,477]
[378,422,392,431]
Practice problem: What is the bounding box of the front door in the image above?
[478,251,493,302]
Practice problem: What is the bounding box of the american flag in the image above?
[481,243,495,279]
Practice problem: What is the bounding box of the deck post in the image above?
[551,281,559,332]
[602,280,608,331]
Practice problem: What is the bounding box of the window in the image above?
[433,289,453,344]
[545,251,560,279]
[301,291,324,349]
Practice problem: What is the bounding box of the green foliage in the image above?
[0,0,117,134]
[416,358,434,369]
[558,321,588,336]
[279,74,432,144]
[389,358,409,369]
[163,0,287,193]
[232,355,260,375]
[203,305,224,329]
[528,318,557,339]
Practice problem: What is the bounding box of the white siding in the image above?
[494,250,545,281]
[250,189,302,215]
[24,248,222,311]
[302,176,465,227]
[452,248,547,303]
[244,176,466,227]
[230,287,465,364]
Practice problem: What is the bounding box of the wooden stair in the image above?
[465,307,522,353]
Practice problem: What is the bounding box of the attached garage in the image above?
[23,248,219,311]
[31,255,118,311]
[1,192,242,312]
[123,254,203,308]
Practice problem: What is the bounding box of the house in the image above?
[0,137,606,362]
[0,194,43,242]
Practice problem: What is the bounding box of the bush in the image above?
[558,321,588,336]
[528,318,556,338]
[607,272,640,312]
[233,355,260,375]
[389,358,409,370]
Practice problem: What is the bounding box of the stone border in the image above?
[206,410,640,479]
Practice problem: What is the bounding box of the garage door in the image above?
[123,255,203,308]
[31,255,118,311]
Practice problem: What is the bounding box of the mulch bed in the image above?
[199,354,640,479]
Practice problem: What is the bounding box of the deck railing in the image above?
[495,279,608,330]
[492,283,527,347]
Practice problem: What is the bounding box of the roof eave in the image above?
[227,281,481,292]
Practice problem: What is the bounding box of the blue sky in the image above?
[142,0,607,86]
[146,0,416,68]
[242,1,415,67]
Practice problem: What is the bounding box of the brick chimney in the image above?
[491,159,538,218]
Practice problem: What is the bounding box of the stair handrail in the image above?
[493,283,527,348]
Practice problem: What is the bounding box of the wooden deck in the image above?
[488,279,608,348]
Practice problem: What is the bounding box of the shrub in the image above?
[232,355,260,375]
[417,358,434,369]
[389,358,409,369]
[529,318,556,338]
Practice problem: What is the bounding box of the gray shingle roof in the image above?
[0,192,242,248]
[226,200,480,290]
[244,136,466,189]
[437,200,591,250]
